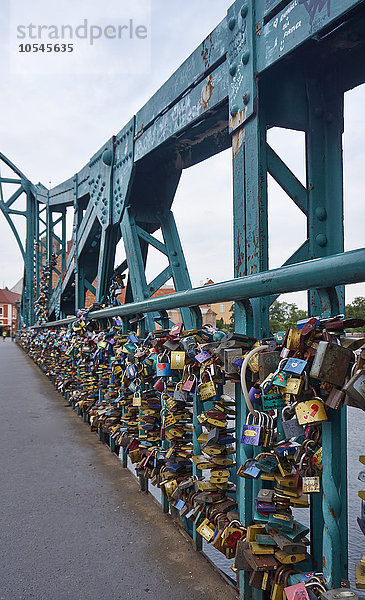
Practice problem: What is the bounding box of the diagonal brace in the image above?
[136,225,167,256]
[267,144,308,216]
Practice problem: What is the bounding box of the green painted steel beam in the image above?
[257,0,364,72]
[266,144,308,215]
[35,248,365,327]
[136,225,167,256]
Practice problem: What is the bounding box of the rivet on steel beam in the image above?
[230,104,239,116]
[229,63,237,77]
[171,251,177,257]
[240,4,248,18]
[172,261,180,267]
[242,50,250,64]
[315,207,327,221]
[316,233,328,247]
[243,93,250,105]
[228,17,236,30]
[144,291,149,298]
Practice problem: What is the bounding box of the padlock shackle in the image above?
[240,345,269,415]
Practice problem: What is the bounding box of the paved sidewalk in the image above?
[0,342,238,600]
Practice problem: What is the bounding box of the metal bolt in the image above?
[228,17,236,30]
[230,104,239,116]
[315,207,327,221]
[102,149,113,166]
[243,93,250,105]
[242,50,250,64]
[172,261,180,267]
[144,291,149,298]
[229,63,237,77]
[241,4,248,18]
[315,233,328,247]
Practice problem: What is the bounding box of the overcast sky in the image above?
[0,0,364,309]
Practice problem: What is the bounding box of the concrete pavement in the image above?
[0,341,238,600]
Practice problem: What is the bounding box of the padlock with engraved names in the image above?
[262,392,285,411]
[282,405,304,440]
[198,372,217,401]
[241,411,263,446]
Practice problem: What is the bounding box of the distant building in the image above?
[0,287,21,334]
[202,278,233,326]
[11,278,23,295]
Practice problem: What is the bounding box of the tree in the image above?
[222,297,364,334]
[269,300,307,334]
[345,297,365,332]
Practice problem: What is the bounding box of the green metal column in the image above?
[306,75,347,586]
[25,190,36,326]
[229,3,269,598]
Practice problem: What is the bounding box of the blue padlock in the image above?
[283,357,307,375]
[249,386,262,405]
[126,364,137,379]
[156,354,173,377]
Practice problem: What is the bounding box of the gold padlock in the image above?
[294,397,328,425]
[196,518,216,542]
[302,475,321,493]
[206,417,226,428]
[164,479,178,499]
[284,377,303,395]
[197,480,217,491]
[246,524,266,542]
[199,374,217,401]
[249,542,275,555]
[170,351,186,370]
[286,328,301,351]
[210,475,229,484]
[275,550,306,564]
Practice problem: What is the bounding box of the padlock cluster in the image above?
[236,315,365,597]
[34,253,57,324]
[18,311,365,598]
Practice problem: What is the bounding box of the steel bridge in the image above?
[1,0,365,596]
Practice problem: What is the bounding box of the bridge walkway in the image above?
[0,341,237,600]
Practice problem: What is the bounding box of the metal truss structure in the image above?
[2,0,365,594]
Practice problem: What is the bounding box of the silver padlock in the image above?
[321,589,358,600]
[281,405,304,440]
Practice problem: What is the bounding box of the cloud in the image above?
[0,0,364,307]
